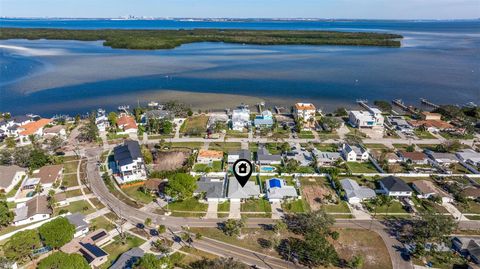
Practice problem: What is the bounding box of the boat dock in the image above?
[420,98,440,109]
[392,99,417,114]
[356,99,370,110]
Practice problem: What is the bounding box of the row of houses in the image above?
[0,114,66,145]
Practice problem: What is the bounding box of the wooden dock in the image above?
[420,98,440,109]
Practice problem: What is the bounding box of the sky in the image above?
[1,0,479,19]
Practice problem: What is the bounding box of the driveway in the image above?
[270,201,283,220]
[205,201,218,219]
[229,201,241,219]
[443,202,468,221]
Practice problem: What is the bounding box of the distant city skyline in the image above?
[1,0,479,20]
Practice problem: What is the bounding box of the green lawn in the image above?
[316,132,340,140]
[346,161,379,173]
[282,199,310,213]
[308,143,338,152]
[6,177,24,197]
[170,142,203,149]
[62,174,79,188]
[241,199,271,212]
[63,161,79,174]
[440,131,474,140]
[192,160,223,172]
[364,143,388,149]
[101,235,146,269]
[89,216,115,231]
[180,115,209,136]
[457,201,480,214]
[414,129,436,139]
[298,130,315,139]
[107,133,129,140]
[392,144,410,150]
[121,185,154,204]
[323,201,351,213]
[364,200,408,214]
[168,198,208,212]
[63,189,83,198]
[226,130,249,138]
[208,142,241,151]
[56,200,95,215]
[217,201,230,212]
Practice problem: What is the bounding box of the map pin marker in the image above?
[232,159,253,187]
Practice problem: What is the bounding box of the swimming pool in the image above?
[260,166,276,172]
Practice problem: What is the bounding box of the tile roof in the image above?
[400,151,428,161]
[19,118,52,136]
[117,115,137,130]
[34,164,63,184]
[408,120,453,130]
[198,149,224,159]
[295,103,316,110]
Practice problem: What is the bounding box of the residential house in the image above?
[312,149,342,166]
[408,119,454,133]
[0,165,26,193]
[34,164,63,189]
[425,151,459,166]
[386,116,413,134]
[112,140,147,184]
[412,180,454,203]
[379,176,413,197]
[13,195,52,226]
[254,110,274,128]
[66,213,90,238]
[461,187,480,200]
[341,144,369,162]
[61,229,110,268]
[43,125,67,140]
[456,149,480,167]
[398,151,429,165]
[349,106,384,129]
[142,109,173,124]
[54,192,69,207]
[371,150,400,164]
[197,149,224,164]
[227,149,252,164]
[109,247,145,269]
[95,109,109,132]
[143,179,163,194]
[18,118,53,145]
[265,178,298,202]
[283,147,313,167]
[227,178,260,202]
[421,112,442,121]
[294,103,316,129]
[256,145,282,165]
[0,115,34,138]
[194,175,227,202]
[231,107,250,131]
[452,237,480,264]
[117,114,138,134]
[340,178,376,204]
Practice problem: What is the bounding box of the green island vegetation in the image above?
[0,28,403,49]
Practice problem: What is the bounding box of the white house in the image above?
[312,149,342,166]
[265,178,298,202]
[456,149,480,167]
[412,180,453,203]
[13,195,52,226]
[0,165,26,193]
[340,178,376,204]
[66,213,90,238]
[341,144,369,162]
[43,125,67,140]
[227,149,252,164]
[349,106,384,129]
[294,103,316,129]
[379,176,413,197]
[231,107,250,131]
[112,140,147,184]
[17,118,53,145]
[96,109,109,132]
[227,178,260,202]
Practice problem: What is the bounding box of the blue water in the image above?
[0,19,479,116]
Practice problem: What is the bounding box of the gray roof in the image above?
[0,165,25,189]
[12,115,30,124]
[380,176,412,192]
[66,213,89,231]
[14,195,52,222]
[144,110,172,120]
[313,150,341,162]
[254,118,274,126]
[340,178,376,201]
[229,149,252,161]
[109,247,144,269]
[114,140,142,166]
[195,176,226,199]
[257,145,282,162]
[227,178,260,199]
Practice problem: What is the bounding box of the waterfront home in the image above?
[43,125,67,140]
[66,213,90,238]
[253,110,274,128]
[412,180,453,203]
[95,109,109,132]
[312,149,342,166]
[207,113,229,129]
[408,119,454,133]
[227,149,252,164]
[141,109,173,125]
[283,147,313,167]
[13,195,52,226]
[117,114,138,134]
[18,118,53,145]
[348,106,384,129]
[227,178,260,202]
[452,237,480,264]
[112,140,146,184]
[109,247,145,269]
[61,229,110,268]
[194,175,227,202]
[294,103,316,129]
[456,149,480,167]
[379,176,413,197]
[231,107,251,131]
[398,151,429,165]
[340,178,376,204]
[0,165,26,193]
[421,112,442,121]
[386,116,413,134]
[265,178,298,202]
[197,149,224,164]
[425,151,459,166]
[34,164,63,190]
[256,145,282,165]
[341,144,369,162]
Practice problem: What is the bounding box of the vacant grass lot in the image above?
[282,199,310,213]
[226,130,249,138]
[63,161,79,174]
[347,161,379,173]
[241,199,272,213]
[323,202,351,213]
[122,185,154,204]
[170,142,203,149]
[169,198,208,212]
[181,115,208,136]
[193,161,223,172]
[62,174,79,188]
[298,130,315,139]
[89,216,115,231]
[55,200,94,215]
[208,142,242,151]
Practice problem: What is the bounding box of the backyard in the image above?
[346,161,379,173]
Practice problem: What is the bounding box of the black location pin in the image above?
[232,159,253,187]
